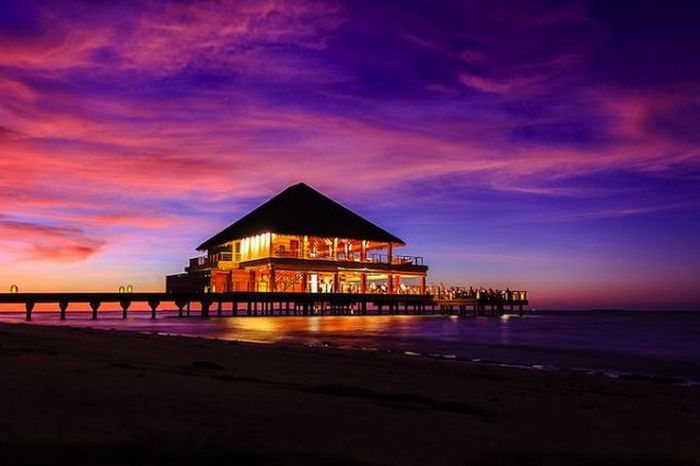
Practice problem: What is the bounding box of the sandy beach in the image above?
[0,323,698,465]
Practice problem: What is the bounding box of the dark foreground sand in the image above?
[0,323,699,465]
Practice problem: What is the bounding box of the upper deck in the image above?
[187,233,427,274]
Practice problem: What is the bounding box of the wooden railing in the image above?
[368,254,425,266]
[431,287,528,303]
[187,252,426,269]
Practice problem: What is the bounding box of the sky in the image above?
[0,0,698,309]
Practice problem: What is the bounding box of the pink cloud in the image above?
[0,220,105,262]
[0,0,341,78]
[457,73,537,94]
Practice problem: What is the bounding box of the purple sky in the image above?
[0,0,698,309]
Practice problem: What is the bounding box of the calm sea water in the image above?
[2,310,699,382]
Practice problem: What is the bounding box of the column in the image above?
[361,241,367,262]
[333,238,338,260]
[420,275,426,294]
[387,274,393,294]
[361,273,367,293]
[270,264,276,292]
[387,242,393,264]
[248,270,256,292]
[333,272,340,293]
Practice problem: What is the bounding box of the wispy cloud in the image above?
[0,220,104,261]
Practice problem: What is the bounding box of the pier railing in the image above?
[431,287,527,303]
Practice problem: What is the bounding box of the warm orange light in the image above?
[118,285,126,293]
[126,285,133,293]
[10,284,19,294]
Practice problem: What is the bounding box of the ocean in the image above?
[2,310,699,384]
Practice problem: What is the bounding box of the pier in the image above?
[0,291,527,320]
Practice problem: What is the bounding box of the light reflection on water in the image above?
[2,310,700,379]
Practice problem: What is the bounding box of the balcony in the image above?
[187,251,426,272]
[367,254,425,266]
[264,249,424,266]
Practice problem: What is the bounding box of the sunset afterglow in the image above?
[1,1,698,309]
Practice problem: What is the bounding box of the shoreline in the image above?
[3,311,700,387]
[1,322,699,465]
[116,328,700,388]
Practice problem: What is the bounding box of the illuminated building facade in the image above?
[166,183,428,294]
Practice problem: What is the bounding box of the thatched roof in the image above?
[197,183,405,250]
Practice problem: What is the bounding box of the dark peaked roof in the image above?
[197,183,405,250]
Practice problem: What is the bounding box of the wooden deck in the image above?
[0,291,527,320]
[434,297,528,317]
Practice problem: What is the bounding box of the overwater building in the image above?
[166,183,428,294]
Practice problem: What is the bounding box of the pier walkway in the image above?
[0,291,528,320]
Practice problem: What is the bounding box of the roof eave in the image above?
[197,233,405,251]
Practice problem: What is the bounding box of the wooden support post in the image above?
[59,301,68,320]
[360,273,367,294]
[90,300,101,320]
[120,300,131,319]
[175,300,186,318]
[333,272,340,293]
[201,300,211,318]
[148,299,160,319]
[217,300,223,317]
[25,302,34,321]
[420,276,426,294]
[387,274,393,294]
[269,264,276,293]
